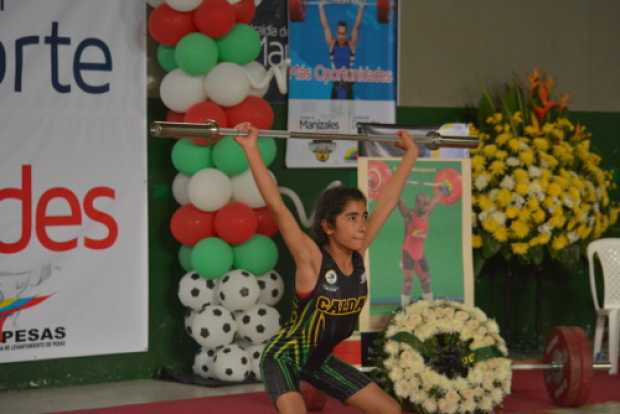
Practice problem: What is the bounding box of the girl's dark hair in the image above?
[310,186,367,246]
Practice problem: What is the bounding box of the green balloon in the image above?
[171,139,213,176]
[217,24,261,65]
[178,245,193,272]
[233,235,279,275]
[191,237,234,280]
[157,44,177,72]
[175,33,218,76]
[258,137,277,167]
[212,136,248,176]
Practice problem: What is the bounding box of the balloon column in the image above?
[148,0,285,383]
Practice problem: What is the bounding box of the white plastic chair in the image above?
[587,238,620,375]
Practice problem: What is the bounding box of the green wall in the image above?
[0,101,618,391]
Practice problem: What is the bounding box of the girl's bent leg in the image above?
[346,382,401,414]
[275,391,307,414]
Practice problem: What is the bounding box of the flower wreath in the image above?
[370,301,511,414]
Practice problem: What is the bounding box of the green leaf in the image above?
[503,82,520,115]
[481,233,501,259]
[389,332,429,358]
[500,85,519,135]
[513,76,530,131]
[463,346,505,367]
[477,91,496,131]
[530,246,544,265]
[473,250,486,278]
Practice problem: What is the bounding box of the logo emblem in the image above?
[0,263,56,342]
[325,270,338,285]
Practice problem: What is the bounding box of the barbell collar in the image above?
[511,362,611,371]
[149,121,480,149]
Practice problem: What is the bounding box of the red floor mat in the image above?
[55,370,620,414]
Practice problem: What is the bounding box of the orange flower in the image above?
[528,68,542,95]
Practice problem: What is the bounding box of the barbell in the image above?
[511,326,611,408]
[367,161,462,204]
[149,120,480,150]
[289,0,392,24]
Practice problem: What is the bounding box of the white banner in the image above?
[0,0,147,362]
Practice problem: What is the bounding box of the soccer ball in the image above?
[184,309,198,337]
[256,270,284,306]
[237,304,281,344]
[192,347,218,379]
[213,343,252,382]
[217,269,260,312]
[191,305,236,349]
[178,271,218,310]
[245,343,266,380]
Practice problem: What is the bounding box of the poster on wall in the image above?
[357,157,474,332]
[286,0,398,168]
[0,0,147,362]
[251,0,288,104]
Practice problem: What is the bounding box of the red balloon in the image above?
[226,96,274,130]
[184,101,228,146]
[166,110,185,122]
[193,0,236,39]
[254,207,279,237]
[233,0,256,23]
[214,202,258,245]
[148,4,196,46]
[170,205,215,246]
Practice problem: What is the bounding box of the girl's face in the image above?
[323,200,368,251]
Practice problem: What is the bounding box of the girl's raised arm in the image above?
[361,131,418,252]
[234,123,320,268]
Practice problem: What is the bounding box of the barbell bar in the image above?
[511,362,611,370]
[149,121,480,150]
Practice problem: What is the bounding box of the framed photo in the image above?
[357,157,474,332]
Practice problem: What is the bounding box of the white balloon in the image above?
[146,0,165,7]
[193,347,218,379]
[218,269,260,312]
[166,0,202,12]
[203,63,250,107]
[244,61,269,98]
[188,168,232,212]
[237,304,281,345]
[256,270,285,306]
[172,173,191,205]
[214,344,252,382]
[231,169,275,208]
[178,271,218,310]
[160,69,206,113]
[191,305,236,349]
[245,343,266,380]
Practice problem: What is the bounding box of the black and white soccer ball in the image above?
[178,271,218,310]
[244,343,266,380]
[184,309,198,337]
[256,270,284,306]
[217,269,260,312]
[237,304,281,344]
[192,347,218,379]
[190,305,236,349]
[213,343,252,382]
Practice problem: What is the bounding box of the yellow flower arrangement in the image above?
[471,69,620,269]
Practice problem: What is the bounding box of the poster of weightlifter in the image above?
[285,0,398,168]
[357,157,474,332]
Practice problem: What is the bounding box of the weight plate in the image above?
[543,326,582,407]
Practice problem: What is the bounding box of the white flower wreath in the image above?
[372,300,511,414]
